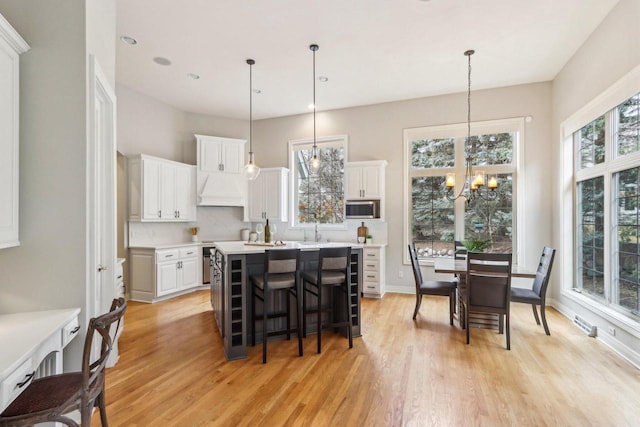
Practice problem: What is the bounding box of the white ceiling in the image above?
[116,0,619,120]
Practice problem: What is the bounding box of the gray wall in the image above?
[0,0,116,368]
[550,0,640,364]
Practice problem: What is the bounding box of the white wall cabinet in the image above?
[129,245,202,303]
[195,134,247,206]
[128,154,196,222]
[0,15,29,249]
[362,245,386,298]
[345,161,387,200]
[248,167,288,222]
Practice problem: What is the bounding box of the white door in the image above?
[87,56,116,330]
[180,257,199,289]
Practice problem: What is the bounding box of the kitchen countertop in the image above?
[213,240,379,255]
[128,242,203,250]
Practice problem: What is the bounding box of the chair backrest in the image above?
[466,252,512,310]
[454,240,467,260]
[319,246,351,272]
[532,246,556,299]
[81,297,127,402]
[264,248,300,274]
[408,243,423,290]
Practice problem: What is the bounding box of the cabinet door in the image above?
[345,165,363,199]
[361,166,382,198]
[160,163,176,219]
[263,170,281,220]
[157,261,179,296]
[180,257,199,289]
[221,142,243,174]
[199,139,222,172]
[247,174,266,221]
[142,160,161,219]
[174,165,192,220]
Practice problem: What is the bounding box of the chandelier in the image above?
[445,50,498,202]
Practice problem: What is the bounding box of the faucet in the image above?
[314,221,321,243]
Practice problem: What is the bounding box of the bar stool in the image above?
[302,246,352,353]
[250,248,303,364]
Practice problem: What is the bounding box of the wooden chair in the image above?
[511,246,556,335]
[0,298,127,427]
[465,252,512,349]
[250,248,303,364]
[408,243,456,324]
[302,246,353,353]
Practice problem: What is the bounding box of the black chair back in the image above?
[466,252,512,311]
[532,246,556,298]
[408,243,423,290]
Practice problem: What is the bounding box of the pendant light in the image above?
[243,58,260,180]
[309,44,321,174]
[445,49,497,202]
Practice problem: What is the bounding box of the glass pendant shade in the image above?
[310,153,321,173]
[243,152,260,180]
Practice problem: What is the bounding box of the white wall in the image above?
[0,0,116,368]
[551,0,640,365]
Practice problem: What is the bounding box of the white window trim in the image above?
[288,134,349,230]
[402,117,525,265]
[560,63,640,331]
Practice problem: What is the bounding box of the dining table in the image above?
[433,258,536,330]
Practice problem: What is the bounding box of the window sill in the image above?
[561,288,640,339]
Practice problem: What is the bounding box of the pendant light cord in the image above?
[313,46,317,152]
[249,60,253,155]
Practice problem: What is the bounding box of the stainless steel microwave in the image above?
[345,200,380,219]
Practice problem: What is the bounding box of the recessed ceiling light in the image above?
[318,76,328,82]
[153,57,172,66]
[187,73,200,80]
[120,35,138,45]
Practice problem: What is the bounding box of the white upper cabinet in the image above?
[0,14,29,249]
[195,134,247,206]
[345,161,387,200]
[129,154,196,222]
[248,167,289,222]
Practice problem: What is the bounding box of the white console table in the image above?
[0,308,81,412]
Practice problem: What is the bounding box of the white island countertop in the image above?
[213,240,387,256]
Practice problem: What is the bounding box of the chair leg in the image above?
[449,291,455,326]
[506,313,511,350]
[345,284,353,349]
[499,315,504,334]
[296,286,303,356]
[97,389,109,427]
[465,306,470,344]
[317,284,322,354]
[302,281,307,338]
[286,290,291,340]
[540,304,551,336]
[412,294,422,320]
[531,304,541,325]
[263,288,268,364]
[80,400,93,427]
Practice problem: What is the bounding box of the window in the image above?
[404,119,522,260]
[289,135,347,226]
[573,91,640,318]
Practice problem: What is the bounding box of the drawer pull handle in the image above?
[71,326,81,334]
[165,254,174,258]
[367,275,376,278]
[17,371,35,388]
[186,251,194,255]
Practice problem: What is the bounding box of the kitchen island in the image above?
[210,241,364,361]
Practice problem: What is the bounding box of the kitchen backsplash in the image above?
[128,206,388,246]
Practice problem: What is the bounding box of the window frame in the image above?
[288,134,349,230]
[403,117,525,265]
[561,64,640,334]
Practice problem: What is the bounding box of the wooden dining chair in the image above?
[511,246,556,335]
[408,243,457,324]
[0,298,127,427]
[465,252,513,349]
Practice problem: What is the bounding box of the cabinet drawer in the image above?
[179,247,198,259]
[363,271,379,282]
[1,357,34,410]
[62,317,81,347]
[363,282,380,292]
[157,249,180,262]
[363,249,379,260]
[363,260,379,271]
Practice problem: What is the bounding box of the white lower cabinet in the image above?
[129,245,202,302]
[362,246,386,298]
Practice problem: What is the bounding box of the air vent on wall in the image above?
[574,315,597,337]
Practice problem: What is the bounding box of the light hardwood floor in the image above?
[96,290,640,426]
